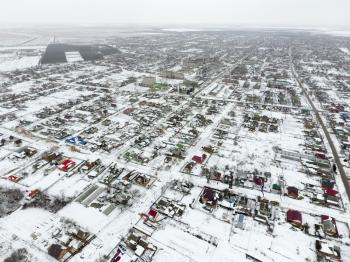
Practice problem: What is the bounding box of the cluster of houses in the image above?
[73,164,158,217]
[113,228,157,262]
[286,209,347,261]
[197,186,281,232]
[0,134,24,148]
[47,225,95,261]
[326,104,350,162]
[243,113,280,133]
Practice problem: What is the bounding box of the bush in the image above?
[22,192,70,213]
[4,248,30,262]
[0,187,24,218]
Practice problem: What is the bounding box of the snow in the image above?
[340,47,350,55]
[0,55,40,72]
[65,51,84,63]
[0,29,350,262]
[162,28,202,32]
[58,202,108,233]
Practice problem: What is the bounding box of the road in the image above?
[289,47,350,202]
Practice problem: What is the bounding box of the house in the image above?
[42,152,62,163]
[287,186,299,199]
[236,196,255,216]
[112,245,126,262]
[65,136,87,145]
[286,210,302,228]
[8,175,22,183]
[272,183,282,193]
[183,162,195,173]
[24,147,36,156]
[200,187,220,208]
[192,154,207,164]
[254,199,273,224]
[171,180,193,194]
[80,159,100,173]
[321,179,335,189]
[134,174,151,187]
[254,176,264,187]
[154,197,185,218]
[321,215,338,237]
[315,240,341,261]
[58,159,76,172]
[26,189,40,200]
[236,214,246,229]
[48,244,68,260]
[124,228,157,260]
[315,152,327,160]
[148,209,158,221]
[220,190,238,210]
[324,188,338,197]
[141,76,156,87]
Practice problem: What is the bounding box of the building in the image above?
[141,76,156,87]
[160,70,184,79]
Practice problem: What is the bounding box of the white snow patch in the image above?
[65,51,84,63]
[0,56,40,72]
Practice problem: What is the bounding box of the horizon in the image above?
[1,0,350,28]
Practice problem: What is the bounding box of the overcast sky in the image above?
[1,0,350,28]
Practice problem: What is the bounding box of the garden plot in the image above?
[113,227,157,262]
[0,146,38,177]
[151,223,217,261]
[0,147,11,160]
[74,182,135,216]
[1,207,95,261]
[0,55,40,72]
[121,170,157,189]
[14,153,83,190]
[75,169,146,215]
[201,82,233,98]
[46,173,91,198]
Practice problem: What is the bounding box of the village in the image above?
[0,28,350,262]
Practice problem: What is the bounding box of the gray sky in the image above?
[1,0,350,28]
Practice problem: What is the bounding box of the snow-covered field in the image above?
[0,55,40,72]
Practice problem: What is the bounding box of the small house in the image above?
[287,186,299,199]
[192,154,207,164]
[287,210,302,228]
[200,187,219,208]
[48,244,68,260]
[321,215,338,237]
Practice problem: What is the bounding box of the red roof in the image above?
[59,159,75,172]
[325,188,338,197]
[28,189,40,198]
[62,159,74,165]
[8,175,21,182]
[254,177,264,186]
[321,215,330,222]
[148,209,158,218]
[192,155,203,164]
[287,186,299,195]
[287,210,302,224]
[315,152,326,159]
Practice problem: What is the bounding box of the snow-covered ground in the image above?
[0,29,350,262]
[0,55,40,72]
